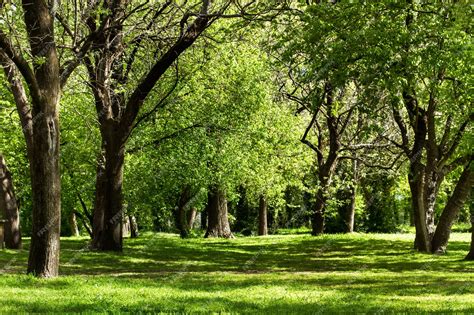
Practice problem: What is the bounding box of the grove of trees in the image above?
[0,1,472,278]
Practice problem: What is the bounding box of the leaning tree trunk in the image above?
[93,130,125,251]
[205,186,234,238]
[0,155,22,249]
[258,195,268,236]
[432,162,473,253]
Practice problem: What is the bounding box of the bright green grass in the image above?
[0,232,473,313]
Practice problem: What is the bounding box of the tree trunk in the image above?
[27,105,62,277]
[0,155,22,249]
[344,159,357,233]
[129,216,139,238]
[69,212,80,237]
[201,209,207,230]
[258,195,268,236]
[187,207,197,230]
[312,176,330,236]
[312,195,325,236]
[91,148,106,248]
[92,133,125,251]
[205,186,234,238]
[74,211,93,238]
[344,186,356,233]
[175,186,191,238]
[432,162,473,253]
[408,163,431,252]
[466,216,474,260]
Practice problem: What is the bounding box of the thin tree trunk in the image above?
[344,159,357,233]
[74,211,93,238]
[205,186,234,238]
[69,212,80,237]
[466,216,474,260]
[344,186,356,233]
[432,162,473,253]
[129,216,139,238]
[187,208,197,230]
[0,155,22,249]
[258,195,268,236]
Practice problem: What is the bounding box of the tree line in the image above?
[0,1,472,278]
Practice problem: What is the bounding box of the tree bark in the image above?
[187,207,197,230]
[69,212,80,237]
[432,162,473,253]
[344,159,357,233]
[408,162,432,252]
[94,133,125,251]
[129,215,139,238]
[22,0,62,278]
[258,195,268,236]
[312,193,326,236]
[205,186,234,238]
[466,216,474,260]
[0,155,22,249]
[175,186,192,238]
[201,209,208,230]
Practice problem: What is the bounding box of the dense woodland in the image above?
[0,0,472,279]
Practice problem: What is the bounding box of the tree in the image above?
[80,0,288,250]
[0,0,70,277]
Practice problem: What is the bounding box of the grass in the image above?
[0,232,473,313]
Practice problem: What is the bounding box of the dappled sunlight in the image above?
[0,233,472,312]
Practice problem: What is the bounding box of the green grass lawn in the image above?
[0,232,473,313]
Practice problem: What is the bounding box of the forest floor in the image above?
[0,232,473,313]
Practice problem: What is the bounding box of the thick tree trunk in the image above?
[69,212,80,237]
[258,195,268,236]
[408,163,431,252]
[0,155,22,249]
[201,209,208,230]
[235,186,250,232]
[91,149,106,248]
[205,186,234,238]
[27,107,62,277]
[432,163,473,253]
[312,176,330,236]
[92,131,124,251]
[129,215,139,238]
[312,195,326,236]
[175,186,192,238]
